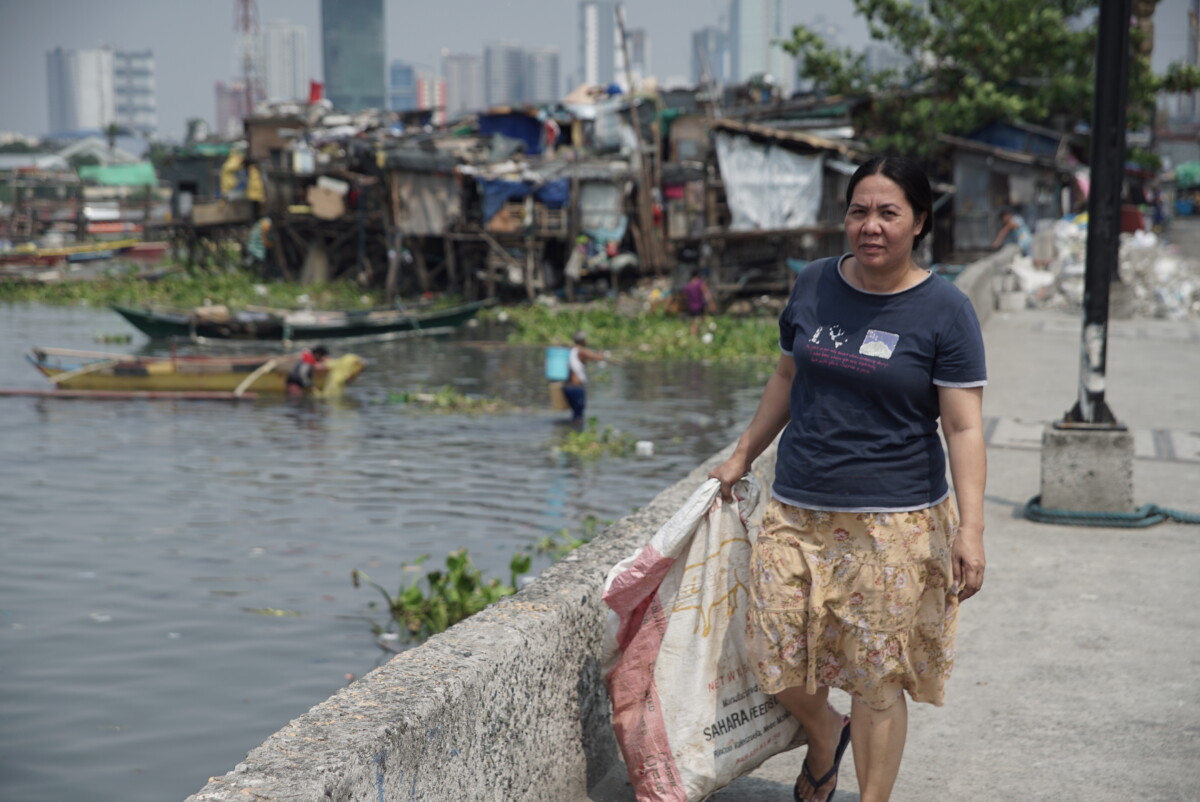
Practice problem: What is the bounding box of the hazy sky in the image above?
[0,0,1191,142]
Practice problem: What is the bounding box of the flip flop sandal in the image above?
[793,716,852,802]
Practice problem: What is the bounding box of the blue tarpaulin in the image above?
[534,178,569,208]
[480,180,530,223]
[478,177,570,223]
[478,112,543,156]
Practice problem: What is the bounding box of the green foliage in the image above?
[488,302,780,363]
[529,515,605,559]
[558,417,637,459]
[353,516,607,644]
[386,386,512,414]
[1158,61,1200,94]
[0,141,40,154]
[352,549,532,641]
[243,607,302,617]
[783,0,1176,157]
[68,153,101,169]
[0,268,383,310]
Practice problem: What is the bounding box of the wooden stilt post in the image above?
[413,239,430,293]
[443,235,458,289]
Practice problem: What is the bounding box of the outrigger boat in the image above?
[26,347,365,395]
[109,298,492,342]
[0,238,140,267]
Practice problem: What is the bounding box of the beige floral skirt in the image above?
[746,497,961,710]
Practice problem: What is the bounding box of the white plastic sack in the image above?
[601,477,804,802]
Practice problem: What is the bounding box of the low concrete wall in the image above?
[186,445,778,802]
[952,245,1014,328]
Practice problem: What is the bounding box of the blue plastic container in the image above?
[544,347,570,381]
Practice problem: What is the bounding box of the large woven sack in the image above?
[601,477,804,801]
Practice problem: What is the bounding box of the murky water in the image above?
[0,302,768,802]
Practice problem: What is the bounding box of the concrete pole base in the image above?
[1039,425,1135,513]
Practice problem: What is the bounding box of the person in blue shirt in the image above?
[710,156,987,802]
[991,207,1033,257]
[561,331,607,422]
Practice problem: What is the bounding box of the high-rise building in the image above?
[389,62,418,111]
[113,49,157,138]
[215,80,256,138]
[46,46,116,134]
[259,20,308,102]
[321,0,385,112]
[421,78,447,125]
[484,42,525,107]
[524,47,561,104]
[389,62,445,122]
[442,53,484,118]
[579,1,617,87]
[864,43,909,76]
[691,26,728,86]
[615,27,649,89]
[729,0,788,90]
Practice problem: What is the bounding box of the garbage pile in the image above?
[1006,217,1200,319]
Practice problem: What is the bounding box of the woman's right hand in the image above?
[708,456,749,501]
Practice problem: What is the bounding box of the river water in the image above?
[0,302,768,802]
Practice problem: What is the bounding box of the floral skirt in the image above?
[746,497,961,710]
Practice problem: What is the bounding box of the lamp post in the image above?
[1039,0,1137,515]
[1063,0,1133,428]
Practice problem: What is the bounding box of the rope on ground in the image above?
[1024,495,1200,527]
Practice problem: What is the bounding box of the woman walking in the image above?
[709,156,987,801]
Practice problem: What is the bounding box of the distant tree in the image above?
[103,122,125,153]
[0,141,40,154]
[144,140,173,172]
[68,153,100,169]
[783,0,1191,158]
[185,118,210,145]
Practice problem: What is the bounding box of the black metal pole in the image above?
[1064,0,1132,427]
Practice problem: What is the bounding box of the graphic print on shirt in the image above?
[859,329,900,359]
[806,322,891,375]
[809,324,848,348]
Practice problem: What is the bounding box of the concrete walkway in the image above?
[590,284,1200,797]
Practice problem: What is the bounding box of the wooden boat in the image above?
[27,347,365,394]
[109,298,492,342]
[0,388,259,402]
[0,238,141,267]
[66,243,136,263]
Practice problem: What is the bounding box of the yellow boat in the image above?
[28,347,365,395]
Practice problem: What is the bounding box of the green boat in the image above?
[110,300,493,342]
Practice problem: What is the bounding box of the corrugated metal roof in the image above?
[710,119,867,160]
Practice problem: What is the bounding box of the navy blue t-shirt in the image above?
[773,255,987,511]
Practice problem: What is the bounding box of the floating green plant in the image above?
[243,607,302,617]
[529,515,605,560]
[485,302,780,362]
[0,267,387,310]
[557,418,637,459]
[352,548,532,641]
[386,386,513,414]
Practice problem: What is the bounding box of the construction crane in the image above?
[235,0,260,119]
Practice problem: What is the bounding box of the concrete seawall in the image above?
[951,245,1014,329]
[187,444,778,802]
[186,255,1006,802]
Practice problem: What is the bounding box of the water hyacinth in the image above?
[0,267,386,310]
[556,418,637,459]
[386,386,513,414]
[488,302,780,362]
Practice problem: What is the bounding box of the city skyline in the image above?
[0,0,1194,142]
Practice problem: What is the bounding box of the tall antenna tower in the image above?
[234,0,260,120]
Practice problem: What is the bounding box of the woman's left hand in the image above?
[952,526,986,601]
